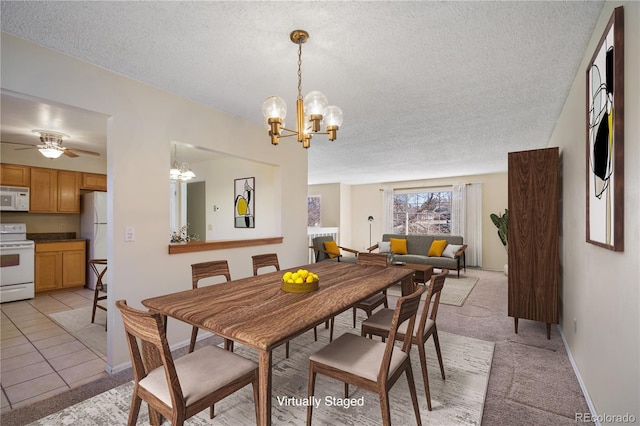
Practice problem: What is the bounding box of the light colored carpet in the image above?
[387,275,479,306]
[30,311,494,425]
[48,306,107,357]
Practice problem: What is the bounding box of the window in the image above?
[307,195,321,226]
[393,188,452,234]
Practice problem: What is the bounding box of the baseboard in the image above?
[558,325,600,426]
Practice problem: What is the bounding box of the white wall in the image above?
[1,34,309,371]
[549,1,639,421]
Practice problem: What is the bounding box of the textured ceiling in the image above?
[0,1,604,184]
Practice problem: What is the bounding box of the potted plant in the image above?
[490,209,508,275]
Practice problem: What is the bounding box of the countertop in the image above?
[27,232,87,243]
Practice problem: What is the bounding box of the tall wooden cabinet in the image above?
[508,147,559,339]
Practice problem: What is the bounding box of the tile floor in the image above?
[1,288,107,413]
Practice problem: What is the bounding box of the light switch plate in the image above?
[125,226,135,242]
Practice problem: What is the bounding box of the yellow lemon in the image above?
[306,276,315,283]
[287,279,294,284]
[295,277,304,284]
[282,271,292,281]
[291,273,299,281]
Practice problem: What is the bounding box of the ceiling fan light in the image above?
[39,147,64,159]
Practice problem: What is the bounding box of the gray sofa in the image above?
[370,233,467,277]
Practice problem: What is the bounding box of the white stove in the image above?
[0,223,35,303]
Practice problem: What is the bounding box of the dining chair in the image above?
[116,300,259,425]
[189,260,234,353]
[251,253,318,358]
[361,269,449,411]
[307,285,425,426]
[88,258,108,331]
[352,252,389,327]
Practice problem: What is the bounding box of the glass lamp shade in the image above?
[262,96,287,120]
[303,91,328,116]
[39,147,64,159]
[181,168,196,180]
[324,105,344,127]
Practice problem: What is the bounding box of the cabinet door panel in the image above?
[57,171,80,213]
[62,250,86,287]
[30,168,57,212]
[0,164,30,186]
[35,252,60,292]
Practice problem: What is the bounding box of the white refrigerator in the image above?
[80,191,107,290]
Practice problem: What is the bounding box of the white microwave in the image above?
[0,186,30,212]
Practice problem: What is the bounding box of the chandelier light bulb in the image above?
[303,91,328,117]
[324,105,344,127]
[262,96,287,120]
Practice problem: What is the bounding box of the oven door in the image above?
[0,242,35,286]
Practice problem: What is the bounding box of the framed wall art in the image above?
[234,177,255,228]
[586,6,624,251]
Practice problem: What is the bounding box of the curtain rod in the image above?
[379,183,475,191]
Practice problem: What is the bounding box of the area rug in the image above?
[30,311,494,425]
[48,306,107,357]
[387,275,479,307]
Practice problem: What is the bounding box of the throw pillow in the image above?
[390,238,408,255]
[428,239,448,257]
[377,241,391,253]
[442,244,462,258]
[323,241,340,258]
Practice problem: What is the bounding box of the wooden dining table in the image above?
[141,261,415,426]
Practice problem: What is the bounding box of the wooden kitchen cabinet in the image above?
[0,163,30,187]
[35,241,86,292]
[80,173,107,191]
[30,167,80,213]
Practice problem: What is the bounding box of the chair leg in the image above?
[406,366,422,426]
[189,326,198,353]
[329,317,335,342]
[344,382,349,398]
[352,307,357,328]
[307,366,317,426]
[148,406,162,426]
[91,296,98,324]
[314,326,318,341]
[432,330,446,380]
[209,404,215,419]
[417,342,432,411]
[379,389,392,426]
[251,377,260,423]
[224,338,234,352]
[286,341,290,358]
[127,391,142,426]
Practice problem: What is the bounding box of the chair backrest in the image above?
[380,285,425,381]
[191,260,231,289]
[252,253,280,276]
[311,236,336,262]
[356,252,388,267]
[416,269,449,337]
[116,300,184,410]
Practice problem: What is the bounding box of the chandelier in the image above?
[169,145,195,181]
[262,30,343,149]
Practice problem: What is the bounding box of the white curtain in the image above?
[451,183,482,266]
[451,184,465,237]
[465,183,483,267]
[382,186,394,234]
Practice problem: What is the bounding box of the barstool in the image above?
[88,258,108,330]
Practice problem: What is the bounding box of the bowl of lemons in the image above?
[281,269,319,293]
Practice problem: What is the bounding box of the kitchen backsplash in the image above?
[0,212,80,235]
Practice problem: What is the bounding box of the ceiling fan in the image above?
[5,130,101,159]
